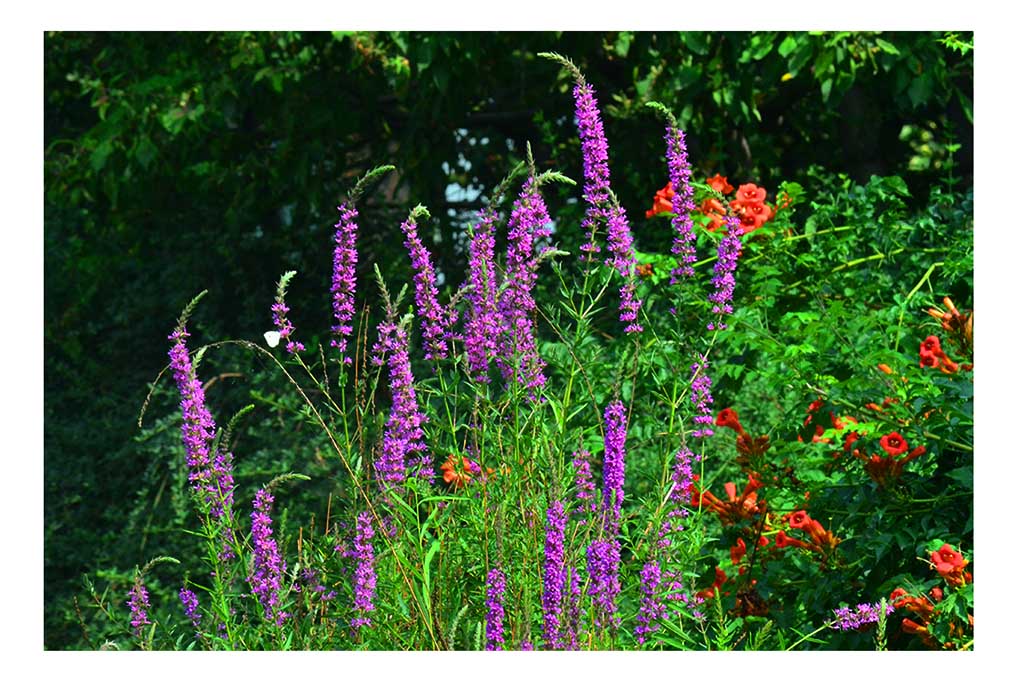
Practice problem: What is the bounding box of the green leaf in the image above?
[778,35,799,58]
[907,73,933,107]
[614,31,633,57]
[945,466,973,491]
[814,48,835,77]
[683,32,711,56]
[882,176,910,197]
[133,136,157,169]
[874,37,900,55]
[820,78,833,101]
[749,33,776,60]
[90,140,115,172]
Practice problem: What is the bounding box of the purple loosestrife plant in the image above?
[351,511,377,630]
[634,561,666,645]
[585,538,621,630]
[248,488,288,626]
[664,123,699,282]
[269,270,304,354]
[566,568,582,650]
[602,400,628,532]
[179,588,202,632]
[485,568,507,650]
[706,217,743,331]
[168,307,235,560]
[330,202,359,364]
[464,207,501,381]
[400,205,455,361]
[830,601,895,631]
[657,446,696,551]
[496,175,550,396]
[571,448,597,523]
[605,201,643,333]
[330,165,394,365]
[690,355,715,439]
[542,500,568,649]
[544,53,642,332]
[127,578,152,635]
[561,66,610,262]
[663,570,705,621]
[374,316,429,489]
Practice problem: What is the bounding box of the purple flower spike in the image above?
[168,324,235,560]
[602,400,628,532]
[605,203,643,333]
[127,579,151,634]
[635,561,666,645]
[542,500,568,650]
[496,176,550,397]
[351,511,377,630]
[464,208,500,381]
[690,354,715,439]
[573,80,610,260]
[571,448,597,523]
[331,202,359,364]
[400,207,455,361]
[586,538,621,630]
[830,601,895,631]
[485,568,507,650]
[374,319,429,490]
[665,124,699,282]
[249,488,288,627]
[706,219,743,330]
[568,69,642,331]
[179,588,202,631]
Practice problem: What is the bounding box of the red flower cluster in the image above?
[440,454,495,490]
[930,543,971,588]
[918,334,961,373]
[645,182,676,218]
[690,474,765,525]
[774,509,841,553]
[646,174,789,234]
[799,399,859,458]
[890,546,973,650]
[728,183,774,234]
[715,407,770,463]
[890,587,940,648]
[696,565,729,600]
[927,296,973,357]
[853,431,926,487]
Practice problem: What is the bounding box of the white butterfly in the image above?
[263,330,282,348]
